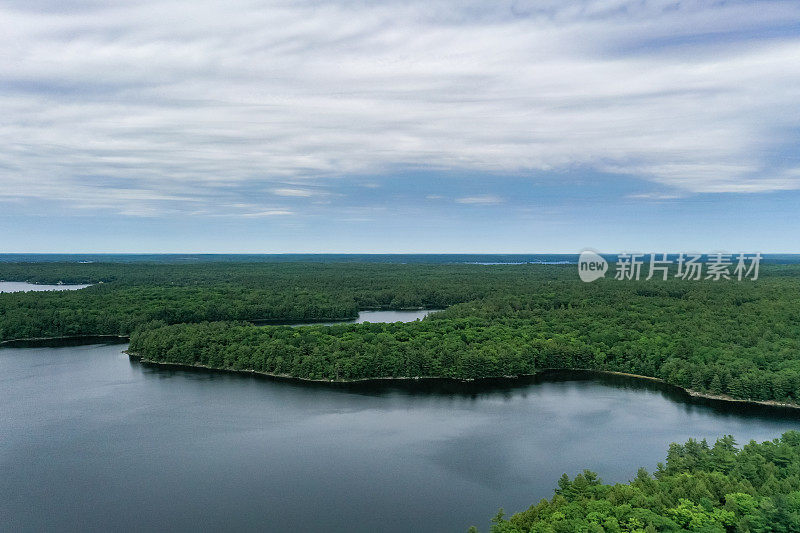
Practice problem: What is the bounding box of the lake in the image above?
[283,309,440,327]
[2,341,799,532]
[0,281,91,293]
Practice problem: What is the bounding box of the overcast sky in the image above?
[2,0,799,252]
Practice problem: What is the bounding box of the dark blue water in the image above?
[2,342,800,532]
[2,253,798,264]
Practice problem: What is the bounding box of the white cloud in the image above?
[240,209,294,217]
[271,188,315,197]
[455,195,503,205]
[625,193,683,201]
[1,0,799,216]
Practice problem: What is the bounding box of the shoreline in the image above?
[582,370,800,410]
[4,333,798,411]
[0,334,129,347]
[0,309,443,345]
[125,350,800,411]
[127,351,467,384]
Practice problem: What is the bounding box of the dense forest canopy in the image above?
[3,262,800,405]
[485,432,800,532]
[0,261,510,338]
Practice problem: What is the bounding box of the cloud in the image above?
[1,0,799,217]
[271,188,316,197]
[455,195,503,205]
[240,209,294,217]
[625,193,683,201]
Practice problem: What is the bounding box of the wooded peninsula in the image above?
[3,261,800,405]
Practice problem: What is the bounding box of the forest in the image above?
[3,261,800,404]
[0,262,496,340]
[484,432,800,532]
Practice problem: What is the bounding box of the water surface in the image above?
[0,281,91,292]
[2,342,799,532]
[286,309,440,327]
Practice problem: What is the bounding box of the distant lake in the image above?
[0,281,91,293]
[2,341,799,532]
[283,309,440,327]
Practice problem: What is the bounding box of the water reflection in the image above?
[2,341,799,533]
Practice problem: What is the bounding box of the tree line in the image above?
[5,262,800,405]
[125,265,800,404]
[485,432,800,532]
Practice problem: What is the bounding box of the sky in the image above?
[1,0,799,253]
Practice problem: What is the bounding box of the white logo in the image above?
[578,250,608,282]
[577,251,761,282]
